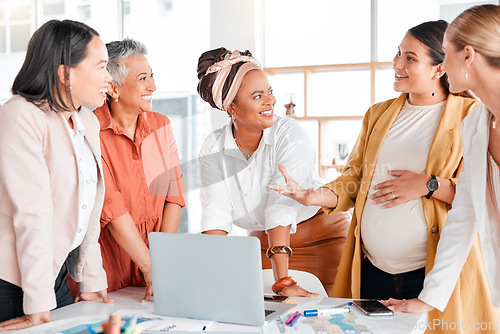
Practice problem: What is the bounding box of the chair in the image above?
[262,269,328,297]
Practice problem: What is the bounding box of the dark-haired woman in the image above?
[269,20,499,332]
[0,20,113,329]
[196,48,350,297]
[386,4,500,321]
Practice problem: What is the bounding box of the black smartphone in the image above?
[264,294,289,302]
[351,300,394,316]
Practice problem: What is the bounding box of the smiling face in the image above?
[442,33,468,94]
[229,69,276,133]
[392,33,442,98]
[114,55,156,113]
[68,36,112,109]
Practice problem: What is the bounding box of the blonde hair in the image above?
[447,4,500,68]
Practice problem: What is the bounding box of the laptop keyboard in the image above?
[265,309,275,317]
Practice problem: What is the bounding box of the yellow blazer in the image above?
[324,94,499,333]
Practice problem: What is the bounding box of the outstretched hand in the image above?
[381,298,434,313]
[267,164,317,206]
[371,170,428,208]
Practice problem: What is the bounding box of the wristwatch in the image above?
[425,174,440,199]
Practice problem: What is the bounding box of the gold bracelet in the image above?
[266,246,292,259]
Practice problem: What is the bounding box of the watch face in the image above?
[427,179,439,192]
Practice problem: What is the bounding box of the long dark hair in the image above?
[408,20,449,94]
[12,19,99,112]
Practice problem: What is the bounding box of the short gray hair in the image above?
[106,38,147,86]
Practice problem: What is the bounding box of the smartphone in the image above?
[351,300,394,316]
[264,294,289,302]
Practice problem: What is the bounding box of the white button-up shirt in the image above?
[61,112,98,251]
[199,115,322,234]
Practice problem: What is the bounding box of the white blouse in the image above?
[61,112,98,251]
[361,100,445,274]
[199,115,322,234]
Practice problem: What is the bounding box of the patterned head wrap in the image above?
[197,48,261,112]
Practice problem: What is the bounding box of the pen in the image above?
[304,306,350,317]
[289,313,301,327]
[285,311,299,325]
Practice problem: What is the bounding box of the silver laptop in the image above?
[149,232,295,326]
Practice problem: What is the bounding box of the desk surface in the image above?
[10,287,427,334]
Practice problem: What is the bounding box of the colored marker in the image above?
[304,306,350,317]
[289,313,301,327]
[285,311,299,325]
[129,315,138,330]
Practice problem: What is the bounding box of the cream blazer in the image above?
[420,102,500,311]
[0,95,107,315]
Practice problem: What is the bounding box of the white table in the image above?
[9,287,427,334]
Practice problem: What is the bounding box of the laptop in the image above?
[149,232,295,326]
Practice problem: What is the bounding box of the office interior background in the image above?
[0,0,498,234]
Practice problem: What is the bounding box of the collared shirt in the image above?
[94,104,185,292]
[199,115,322,233]
[61,112,98,251]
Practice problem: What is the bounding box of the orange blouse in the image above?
[94,104,185,292]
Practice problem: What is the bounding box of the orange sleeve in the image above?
[165,122,186,208]
[100,157,129,227]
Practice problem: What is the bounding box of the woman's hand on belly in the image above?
[371,170,428,208]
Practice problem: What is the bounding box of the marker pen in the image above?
[303,306,350,317]
[289,313,301,327]
[285,311,300,325]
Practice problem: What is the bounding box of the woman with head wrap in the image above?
[197,47,350,297]
[69,38,185,303]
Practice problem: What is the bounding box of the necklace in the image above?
[234,137,254,160]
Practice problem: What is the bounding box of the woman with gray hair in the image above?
[69,38,185,303]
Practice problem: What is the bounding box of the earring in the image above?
[114,97,118,102]
[465,72,468,79]
[431,76,437,96]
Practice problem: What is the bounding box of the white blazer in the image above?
[419,103,500,311]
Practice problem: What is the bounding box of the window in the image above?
[263,0,472,177]
[264,0,371,67]
[42,0,65,16]
[0,0,35,54]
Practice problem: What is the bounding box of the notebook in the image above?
[149,232,295,326]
